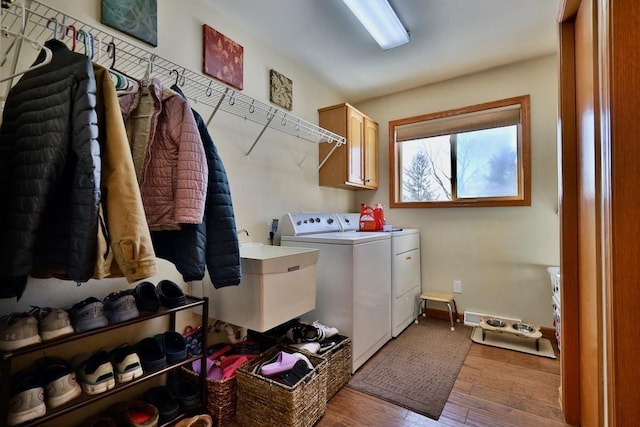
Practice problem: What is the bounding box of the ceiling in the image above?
[206,0,561,103]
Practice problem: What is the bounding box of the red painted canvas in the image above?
[202,24,243,90]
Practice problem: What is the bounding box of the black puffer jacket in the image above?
[0,39,101,298]
[151,85,241,287]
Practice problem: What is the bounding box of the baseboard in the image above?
[423,308,557,346]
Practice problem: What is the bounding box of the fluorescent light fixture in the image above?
[341,0,409,50]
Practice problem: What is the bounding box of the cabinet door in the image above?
[346,108,365,186]
[363,117,378,188]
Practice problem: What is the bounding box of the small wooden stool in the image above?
[416,292,459,330]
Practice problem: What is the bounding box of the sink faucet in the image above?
[237,229,250,236]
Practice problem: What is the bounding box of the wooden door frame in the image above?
[557,1,581,424]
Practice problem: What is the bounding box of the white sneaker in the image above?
[312,320,339,339]
[289,342,321,353]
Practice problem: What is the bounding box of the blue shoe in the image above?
[69,298,108,333]
[133,281,161,313]
[135,337,167,372]
[103,291,139,324]
[157,280,186,308]
[154,331,187,364]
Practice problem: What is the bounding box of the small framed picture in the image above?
[101,0,158,47]
[270,69,293,111]
[202,24,244,90]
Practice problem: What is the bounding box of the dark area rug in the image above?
[347,317,472,420]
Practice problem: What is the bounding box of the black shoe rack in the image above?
[0,295,208,427]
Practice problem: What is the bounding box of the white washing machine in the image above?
[334,213,421,337]
[279,212,391,373]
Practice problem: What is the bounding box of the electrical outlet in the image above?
[453,280,463,293]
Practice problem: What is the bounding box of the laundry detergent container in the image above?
[210,245,319,332]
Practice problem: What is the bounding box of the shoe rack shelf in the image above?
[0,295,209,427]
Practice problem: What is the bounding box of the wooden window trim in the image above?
[389,95,531,208]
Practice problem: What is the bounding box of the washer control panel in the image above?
[279,212,341,236]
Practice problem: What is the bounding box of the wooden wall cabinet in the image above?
[318,103,378,190]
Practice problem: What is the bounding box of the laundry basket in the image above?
[547,266,560,301]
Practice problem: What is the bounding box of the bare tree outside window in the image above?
[390,95,530,208]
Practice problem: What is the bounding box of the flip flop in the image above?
[191,357,214,375]
[221,356,250,380]
[260,351,298,376]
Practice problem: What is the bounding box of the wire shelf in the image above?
[1,0,346,150]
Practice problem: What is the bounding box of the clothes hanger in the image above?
[106,41,137,91]
[0,30,53,83]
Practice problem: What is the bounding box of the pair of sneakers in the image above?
[74,345,144,395]
[8,357,82,426]
[0,307,76,352]
[285,320,339,344]
[67,291,138,334]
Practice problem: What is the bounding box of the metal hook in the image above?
[170,69,179,86]
[206,81,213,97]
[65,25,76,51]
[76,30,88,57]
[139,55,154,81]
[170,68,186,87]
[47,17,59,39]
[228,93,235,106]
[248,100,255,114]
[282,114,288,126]
[266,108,275,121]
[106,42,116,69]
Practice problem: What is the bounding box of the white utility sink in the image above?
[239,244,319,275]
[210,244,319,332]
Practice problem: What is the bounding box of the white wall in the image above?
[354,55,560,326]
[0,1,559,329]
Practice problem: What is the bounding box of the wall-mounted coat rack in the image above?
[0,0,346,157]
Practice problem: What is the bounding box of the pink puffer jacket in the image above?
[121,78,208,230]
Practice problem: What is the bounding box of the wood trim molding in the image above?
[557,5,581,425]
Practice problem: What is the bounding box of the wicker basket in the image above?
[235,346,328,427]
[282,335,352,401]
[181,366,237,427]
[317,335,351,400]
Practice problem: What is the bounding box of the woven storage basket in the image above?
[181,366,237,427]
[235,346,328,427]
[282,335,352,401]
[316,335,351,400]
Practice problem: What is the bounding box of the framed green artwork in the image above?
[270,69,292,111]
[101,0,158,47]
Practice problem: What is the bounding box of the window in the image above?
[389,95,531,208]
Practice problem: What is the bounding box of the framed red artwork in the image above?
[202,24,243,90]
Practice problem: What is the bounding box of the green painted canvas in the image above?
[101,0,157,47]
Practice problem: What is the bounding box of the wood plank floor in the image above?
[317,343,571,427]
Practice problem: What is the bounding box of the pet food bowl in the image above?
[512,323,535,333]
[486,318,506,328]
